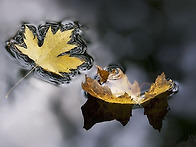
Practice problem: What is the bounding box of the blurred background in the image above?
[0,0,196,147]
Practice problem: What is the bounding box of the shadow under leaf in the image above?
[81,94,133,130]
[82,92,172,131]
[142,97,169,131]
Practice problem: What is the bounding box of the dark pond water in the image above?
[0,0,196,147]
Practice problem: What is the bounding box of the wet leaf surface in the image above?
[82,66,174,104]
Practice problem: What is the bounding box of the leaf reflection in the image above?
[81,93,171,131]
[81,94,133,130]
[142,97,169,131]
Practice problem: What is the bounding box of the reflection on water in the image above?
[142,96,168,131]
[82,88,173,131]
[82,94,133,130]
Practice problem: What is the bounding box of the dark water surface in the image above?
[0,0,196,147]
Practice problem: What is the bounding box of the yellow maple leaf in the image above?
[82,67,175,104]
[15,25,84,76]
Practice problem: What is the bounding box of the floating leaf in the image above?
[82,67,174,104]
[6,22,93,84]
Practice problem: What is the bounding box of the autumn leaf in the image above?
[143,73,173,103]
[96,66,109,83]
[6,22,93,84]
[82,75,136,104]
[82,67,175,104]
[15,26,83,75]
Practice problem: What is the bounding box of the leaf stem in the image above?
[6,65,37,98]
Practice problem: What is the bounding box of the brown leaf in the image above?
[142,73,173,103]
[82,67,174,104]
[82,75,136,104]
[82,75,113,99]
[96,66,109,83]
